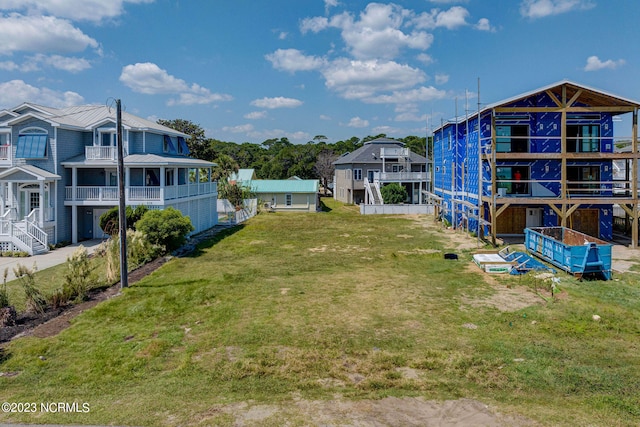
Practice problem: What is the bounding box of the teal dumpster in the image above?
[524,227,612,280]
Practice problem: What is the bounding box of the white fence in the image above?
[360,204,434,215]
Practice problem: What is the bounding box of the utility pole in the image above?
[116,99,128,288]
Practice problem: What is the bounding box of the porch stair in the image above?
[0,209,49,255]
[364,178,384,205]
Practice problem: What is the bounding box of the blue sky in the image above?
[0,0,637,144]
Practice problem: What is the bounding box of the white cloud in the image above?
[0,0,155,22]
[416,53,434,65]
[300,16,330,33]
[278,31,288,40]
[245,111,267,119]
[342,4,433,59]
[246,128,310,143]
[320,114,332,120]
[364,86,447,104]
[250,97,303,109]
[435,73,449,85]
[223,124,254,134]
[584,56,625,72]
[520,0,595,19]
[0,14,99,54]
[120,62,190,94]
[474,18,495,32]
[347,117,369,128]
[413,6,470,30]
[325,0,339,14]
[0,61,18,71]
[0,79,84,109]
[322,59,426,100]
[120,62,232,106]
[302,3,432,60]
[17,54,91,73]
[265,49,325,72]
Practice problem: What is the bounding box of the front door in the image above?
[19,184,42,219]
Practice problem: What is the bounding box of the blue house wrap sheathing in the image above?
[432,80,640,245]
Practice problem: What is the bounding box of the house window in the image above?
[367,170,379,182]
[177,136,190,155]
[15,128,48,159]
[496,166,529,195]
[163,135,177,154]
[567,125,599,153]
[568,166,600,195]
[285,194,292,206]
[448,133,452,150]
[391,164,404,173]
[496,125,529,153]
[354,168,362,180]
[166,169,175,186]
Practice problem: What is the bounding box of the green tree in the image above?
[157,119,211,160]
[381,183,408,204]
[135,207,194,253]
[99,205,149,235]
[212,154,240,181]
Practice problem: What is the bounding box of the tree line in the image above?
[158,119,430,191]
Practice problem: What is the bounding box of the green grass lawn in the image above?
[1,199,639,426]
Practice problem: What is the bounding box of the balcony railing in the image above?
[0,145,10,161]
[377,171,429,182]
[380,147,409,158]
[86,146,118,160]
[65,182,217,203]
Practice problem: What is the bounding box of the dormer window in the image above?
[163,135,177,154]
[15,127,47,159]
[177,136,190,155]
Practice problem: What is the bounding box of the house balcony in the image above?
[86,146,121,161]
[492,179,636,203]
[0,145,11,166]
[64,182,217,205]
[377,171,429,182]
[380,147,409,158]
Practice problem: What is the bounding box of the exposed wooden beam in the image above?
[566,89,583,108]
[546,90,562,108]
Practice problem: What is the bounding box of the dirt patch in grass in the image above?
[460,263,544,312]
[206,396,534,426]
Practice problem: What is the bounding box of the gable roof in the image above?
[250,179,319,193]
[229,168,256,183]
[4,103,188,137]
[438,80,640,129]
[333,137,427,165]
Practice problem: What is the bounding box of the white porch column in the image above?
[8,182,14,213]
[71,206,78,244]
[71,167,77,201]
[160,166,165,201]
[125,167,130,204]
[38,181,44,227]
[0,182,5,213]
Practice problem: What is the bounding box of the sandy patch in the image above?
[209,397,534,426]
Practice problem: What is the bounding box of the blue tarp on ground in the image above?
[499,248,556,275]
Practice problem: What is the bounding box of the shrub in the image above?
[381,182,408,204]
[63,246,92,302]
[0,268,9,308]
[99,205,150,235]
[104,230,161,283]
[135,207,194,254]
[14,263,46,315]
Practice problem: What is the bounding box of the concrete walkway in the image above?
[1,239,104,282]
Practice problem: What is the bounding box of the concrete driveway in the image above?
[0,240,104,282]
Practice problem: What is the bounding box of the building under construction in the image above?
[430,80,640,247]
